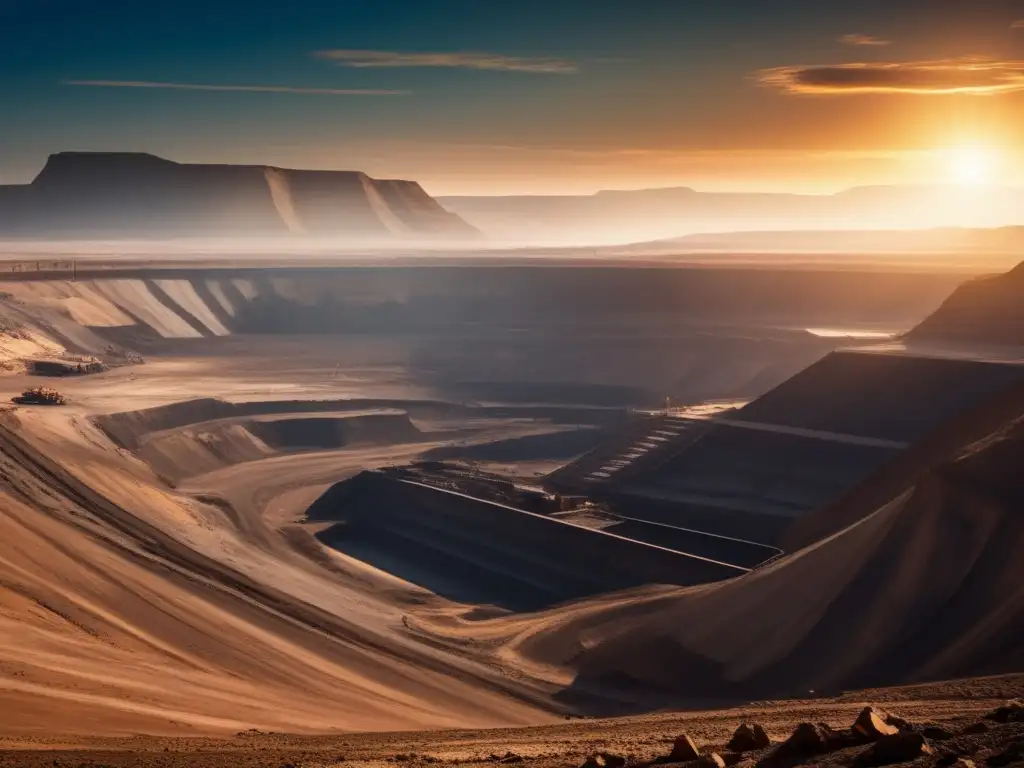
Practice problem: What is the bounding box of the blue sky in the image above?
[2,0,1022,193]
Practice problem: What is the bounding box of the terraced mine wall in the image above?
[95,397,462,451]
[132,411,426,484]
[738,350,1024,442]
[567,350,1024,547]
[309,471,746,610]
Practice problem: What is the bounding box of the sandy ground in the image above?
[1,675,1021,765]
[0,336,436,413]
[0,341,591,739]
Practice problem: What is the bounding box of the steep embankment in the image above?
[0,407,553,737]
[0,152,477,240]
[133,411,424,484]
[736,350,1024,442]
[905,259,1024,346]
[419,393,1024,707]
[784,379,1024,550]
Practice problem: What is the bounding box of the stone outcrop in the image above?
[726,723,771,752]
[853,707,901,741]
[668,734,701,763]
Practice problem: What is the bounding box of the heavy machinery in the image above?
[12,387,67,406]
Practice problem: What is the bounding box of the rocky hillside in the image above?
[0,152,477,240]
[905,260,1024,346]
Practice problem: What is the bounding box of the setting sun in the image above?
[948,146,997,186]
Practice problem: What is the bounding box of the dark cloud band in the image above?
[758,59,1024,95]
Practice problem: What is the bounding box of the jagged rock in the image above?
[984,699,1024,724]
[727,723,771,752]
[697,753,726,768]
[669,735,701,762]
[581,754,625,768]
[771,723,829,758]
[813,722,863,751]
[962,722,990,735]
[951,760,976,768]
[853,707,901,741]
[856,732,933,766]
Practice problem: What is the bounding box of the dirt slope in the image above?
[416,405,1024,708]
[0,409,553,737]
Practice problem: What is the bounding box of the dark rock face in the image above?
[855,732,933,766]
[921,726,956,741]
[728,723,772,752]
[986,739,1024,767]
[770,723,830,758]
[0,151,478,240]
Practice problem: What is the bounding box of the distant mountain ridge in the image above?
[619,226,1024,255]
[0,152,477,241]
[440,184,1024,245]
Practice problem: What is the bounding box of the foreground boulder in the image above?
[581,754,626,768]
[853,707,901,741]
[697,753,726,768]
[770,723,830,758]
[855,732,933,766]
[727,723,771,752]
[985,699,1024,724]
[668,735,701,763]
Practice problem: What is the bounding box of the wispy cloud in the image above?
[1012,19,1024,29]
[313,50,578,74]
[757,58,1024,95]
[62,80,411,95]
[838,34,891,47]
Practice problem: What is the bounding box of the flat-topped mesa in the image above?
[905,259,1024,346]
[0,151,478,240]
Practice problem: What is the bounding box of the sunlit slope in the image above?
[0,412,550,737]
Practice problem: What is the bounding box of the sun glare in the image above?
[947,146,996,186]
